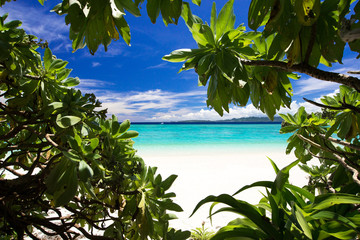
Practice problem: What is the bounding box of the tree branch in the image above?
[241,60,360,92]
[318,134,360,152]
[303,98,360,114]
[297,134,360,185]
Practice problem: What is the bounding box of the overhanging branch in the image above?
[297,134,360,186]
[241,60,360,92]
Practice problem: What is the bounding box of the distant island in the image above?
[176,116,283,123]
[133,117,283,124]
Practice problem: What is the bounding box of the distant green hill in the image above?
[177,116,283,123]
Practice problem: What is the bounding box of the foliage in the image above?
[190,222,215,240]
[2,0,360,239]
[164,0,360,239]
[164,0,360,119]
[192,160,360,239]
[50,0,201,54]
[0,15,187,239]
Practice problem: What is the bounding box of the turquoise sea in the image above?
[130,123,290,152]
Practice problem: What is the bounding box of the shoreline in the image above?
[137,146,310,231]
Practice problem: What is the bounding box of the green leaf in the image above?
[44,47,52,71]
[157,199,183,212]
[45,159,70,194]
[233,181,273,196]
[191,194,281,239]
[311,211,358,229]
[114,16,131,45]
[63,150,82,162]
[119,130,138,139]
[163,48,206,62]
[210,2,217,33]
[307,193,360,211]
[119,119,131,134]
[192,0,201,6]
[114,0,141,17]
[48,59,68,72]
[272,160,299,195]
[211,225,267,240]
[248,0,271,30]
[78,160,94,181]
[62,77,80,87]
[294,204,312,239]
[285,184,315,203]
[215,0,235,40]
[83,138,99,152]
[147,0,160,23]
[56,115,81,128]
[161,174,177,192]
[54,166,78,206]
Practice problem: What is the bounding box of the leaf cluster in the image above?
[164,0,360,119]
[49,0,202,54]
[0,17,184,239]
[193,160,360,239]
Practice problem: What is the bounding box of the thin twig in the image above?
[241,60,360,92]
[318,134,360,151]
[297,134,360,185]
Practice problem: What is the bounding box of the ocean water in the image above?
[130,123,290,152]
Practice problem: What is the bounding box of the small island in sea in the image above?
[133,116,283,124]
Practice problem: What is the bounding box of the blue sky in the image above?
[1,0,358,122]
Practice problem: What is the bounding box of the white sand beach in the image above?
[137,146,311,231]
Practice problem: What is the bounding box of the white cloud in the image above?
[92,62,101,67]
[0,3,70,49]
[75,77,332,122]
[146,62,168,70]
[78,79,114,90]
[295,77,340,95]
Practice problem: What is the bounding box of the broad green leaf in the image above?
[147,0,160,23]
[215,0,235,40]
[114,0,141,17]
[45,159,70,194]
[83,138,99,152]
[48,59,68,72]
[54,166,78,206]
[248,0,271,30]
[114,16,131,45]
[57,68,72,81]
[62,77,80,87]
[163,48,206,62]
[44,47,52,71]
[79,160,94,181]
[119,130,138,139]
[56,115,81,128]
[63,150,82,162]
[161,174,177,191]
[192,0,201,6]
[280,125,300,134]
[157,199,183,212]
[119,119,131,134]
